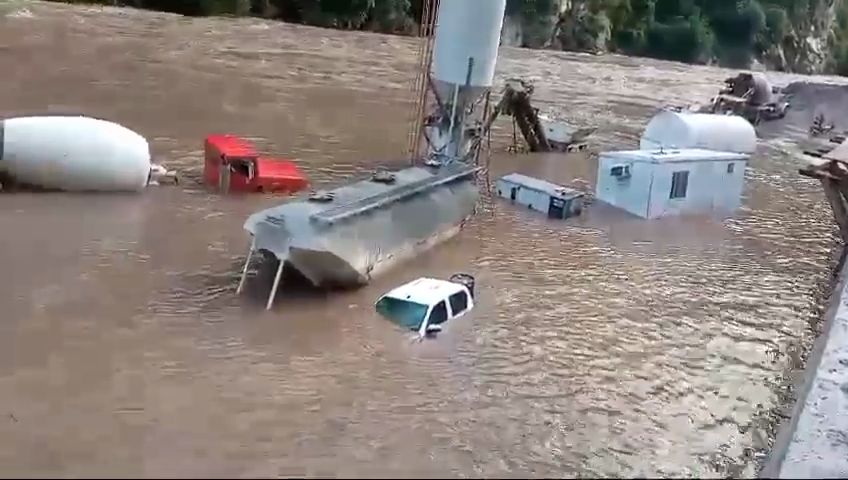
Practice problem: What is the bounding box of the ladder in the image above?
[405,0,440,164]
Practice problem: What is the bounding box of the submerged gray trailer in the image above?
[238,163,479,309]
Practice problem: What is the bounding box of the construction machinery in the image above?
[694,72,790,126]
[482,78,595,153]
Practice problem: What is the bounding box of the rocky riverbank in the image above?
[504,0,848,75]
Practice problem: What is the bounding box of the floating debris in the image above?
[147,164,179,186]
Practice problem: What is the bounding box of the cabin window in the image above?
[610,164,631,180]
[229,159,254,179]
[669,170,689,199]
[449,291,468,316]
[429,301,449,325]
[727,163,735,174]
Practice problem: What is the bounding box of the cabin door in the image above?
[548,196,566,219]
[510,187,518,201]
[219,163,231,194]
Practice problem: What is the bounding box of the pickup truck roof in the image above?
[379,277,468,306]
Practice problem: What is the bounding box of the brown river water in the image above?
[2,1,848,478]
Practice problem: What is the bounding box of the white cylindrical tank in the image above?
[639,111,757,154]
[432,0,507,88]
[0,116,152,192]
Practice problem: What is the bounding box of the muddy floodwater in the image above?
[1,1,847,478]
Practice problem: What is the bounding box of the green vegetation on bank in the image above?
[47,0,848,75]
[555,0,848,72]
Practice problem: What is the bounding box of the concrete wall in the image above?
[763,255,848,478]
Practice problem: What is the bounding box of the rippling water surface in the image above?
[0,2,846,477]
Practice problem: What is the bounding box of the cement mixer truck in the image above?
[695,72,790,126]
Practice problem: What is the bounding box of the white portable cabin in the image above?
[595,148,748,219]
[495,173,584,219]
[640,110,757,154]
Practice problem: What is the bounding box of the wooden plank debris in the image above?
[800,125,848,243]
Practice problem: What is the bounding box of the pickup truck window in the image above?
[448,291,468,315]
[429,301,449,325]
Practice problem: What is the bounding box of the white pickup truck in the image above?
[375,273,475,337]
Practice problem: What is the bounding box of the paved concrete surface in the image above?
[763,258,848,478]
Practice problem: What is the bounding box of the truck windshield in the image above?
[375,296,429,330]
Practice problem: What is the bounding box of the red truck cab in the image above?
[203,134,308,194]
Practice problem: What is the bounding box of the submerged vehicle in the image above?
[375,273,476,336]
[240,164,479,309]
[203,134,308,194]
[0,115,155,192]
[538,114,596,152]
[483,78,595,153]
[693,72,790,125]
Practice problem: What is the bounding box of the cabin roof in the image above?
[498,173,583,199]
[206,134,258,157]
[380,277,466,306]
[602,148,748,164]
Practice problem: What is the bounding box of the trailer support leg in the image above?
[236,243,254,295]
[266,260,284,310]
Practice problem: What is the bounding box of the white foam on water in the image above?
[1,0,33,18]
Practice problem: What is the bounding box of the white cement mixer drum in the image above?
[0,116,151,192]
[432,0,507,88]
